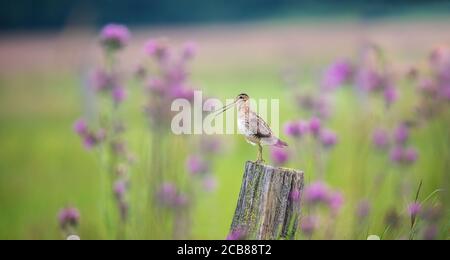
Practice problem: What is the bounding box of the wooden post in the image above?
[230,161,304,240]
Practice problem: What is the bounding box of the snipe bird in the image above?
[215,93,287,163]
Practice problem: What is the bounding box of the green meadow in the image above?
[0,21,449,239]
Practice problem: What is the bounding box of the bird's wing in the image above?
[245,112,273,138]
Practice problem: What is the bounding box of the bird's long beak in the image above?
[213,100,237,118]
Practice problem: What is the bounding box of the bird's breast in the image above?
[237,115,248,135]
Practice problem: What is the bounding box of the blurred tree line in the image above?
[1,0,450,30]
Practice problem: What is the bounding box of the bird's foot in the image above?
[253,158,265,164]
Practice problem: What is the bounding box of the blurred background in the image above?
[0,0,449,240]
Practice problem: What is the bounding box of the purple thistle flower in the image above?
[170,86,195,101]
[58,207,80,229]
[166,64,187,83]
[390,146,404,163]
[186,155,209,175]
[384,85,398,106]
[73,119,88,136]
[304,181,329,205]
[372,128,390,150]
[83,133,97,149]
[300,216,317,237]
[309,117,321,136]
[328,191,344,215]
[408,202,421,216]
[76,124,105,149]
[144,40,157,55]
[145,39,168,61]
[394,124,409,145]
[100,24,130,50]
[321,59,353,90]
[226,227,247,240]
[404,147,418,164]
[390,146,419,165]
[284,121,301,137]
[270,147,289,166]
[356,68,382,92]
[283,120,308,138]
[298,121,309,135]
[114,180,127,200]
[181,41,196,60]
[320,129,338,148]
[112,86,127,104]
[90,69,113,91]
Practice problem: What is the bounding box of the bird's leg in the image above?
[255,143,265,163]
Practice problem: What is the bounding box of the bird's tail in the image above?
[274,138,288,148]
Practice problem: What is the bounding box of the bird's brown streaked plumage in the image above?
[247,113,273,138]
[215,93,287,162]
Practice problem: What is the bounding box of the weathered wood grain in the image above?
[230,161,304,240]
